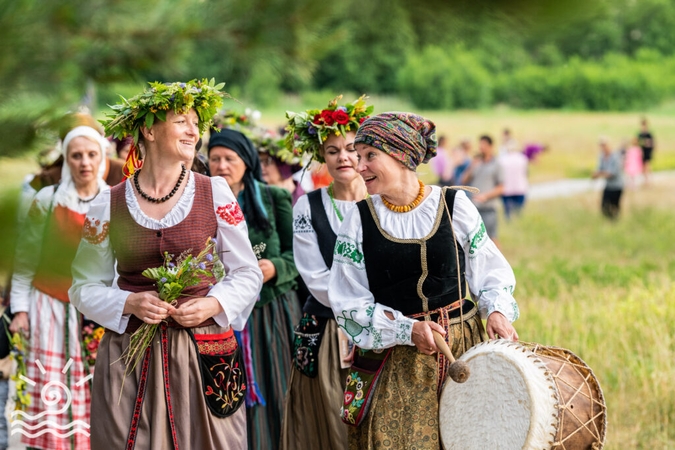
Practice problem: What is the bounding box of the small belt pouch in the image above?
[292,313,328,378]
[190,329,247,418]
[341,347,393,426]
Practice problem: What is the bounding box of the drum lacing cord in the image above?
[525,343,607,449]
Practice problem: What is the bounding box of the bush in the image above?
[397,46,492,110]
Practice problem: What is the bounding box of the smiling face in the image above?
[208,146,247,188]
[144,109,199,163]
[356,143,407,196]
[66,136,102,188]
[322,132,359,185]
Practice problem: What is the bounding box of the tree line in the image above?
[2,0,675,156]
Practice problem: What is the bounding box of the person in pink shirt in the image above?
[500,142,529,219]
[624,137,643,189]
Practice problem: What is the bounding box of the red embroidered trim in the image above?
[216,202,244,226]
[126,347,151,450]
[161,324,180,450]
[82,217,110,245]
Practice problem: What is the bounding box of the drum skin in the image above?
[438,340,606,450]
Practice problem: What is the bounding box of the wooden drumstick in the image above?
[433,330,470,384]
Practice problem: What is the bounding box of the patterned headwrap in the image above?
[354,112,437,171]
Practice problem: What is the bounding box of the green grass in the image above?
[500,178,675,449]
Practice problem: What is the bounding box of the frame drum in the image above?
[438,340,606,450]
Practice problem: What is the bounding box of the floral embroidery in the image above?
[82,217,110,245]
[216,202,245,225]
[334,235,364,268]
[197,338,238,356]
[293,213,313,233]
[205,359,246,409]
[395,320,412,344]
[366,305,374,317]
[468,220,488,256]
[336,309,371,344]
[371,329,383,350]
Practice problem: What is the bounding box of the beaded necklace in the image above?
[327,182,369,222]
[134,164,186,204]
[381,179,425,213]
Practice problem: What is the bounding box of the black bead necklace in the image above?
[134,164,186,204]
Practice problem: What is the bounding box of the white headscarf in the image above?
[54,126,110,211]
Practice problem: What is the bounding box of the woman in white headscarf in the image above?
[9,124,109,450]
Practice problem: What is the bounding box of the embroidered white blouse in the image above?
[69,174,263,334]
[292,188,358,307]
[327,186,519,350]
[10,182,110,313]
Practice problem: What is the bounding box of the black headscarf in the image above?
[208,128,271,235]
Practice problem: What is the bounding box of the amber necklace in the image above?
[381,179,425,213]
[328,181,369,222]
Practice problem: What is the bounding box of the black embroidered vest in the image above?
[357,188,467,317]
[302,189,337,319]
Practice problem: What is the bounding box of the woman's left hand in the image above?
[170,296,223,328]
[258,259,276,283]
[486,311,519,341]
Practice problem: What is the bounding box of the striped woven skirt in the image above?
[280,319,349,450]
[245,290,302,450]
[17,289,91,450]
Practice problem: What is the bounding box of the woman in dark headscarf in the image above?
[208,128,301,450]
[328,112,520,449]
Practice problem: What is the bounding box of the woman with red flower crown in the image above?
[207,126,301,450]
[69,80,263,449]
[9,122,110,450]
[280,95,373,450]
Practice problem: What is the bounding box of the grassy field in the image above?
[259,94,675,184]
[500,177,675,449]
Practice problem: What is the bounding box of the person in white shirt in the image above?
[328,112,519,449]
[281,96,371,450]
[69,80,262,449]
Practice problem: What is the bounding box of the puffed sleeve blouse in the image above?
[328,186,519,350]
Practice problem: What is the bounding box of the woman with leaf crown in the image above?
[69,79,263,449]
[280,95,372,450]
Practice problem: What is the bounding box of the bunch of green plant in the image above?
[119,237,223,380]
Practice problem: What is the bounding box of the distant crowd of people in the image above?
[429,129,542,245]
[593,118,655,219]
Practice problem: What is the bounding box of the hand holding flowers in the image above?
[119,237,222,378]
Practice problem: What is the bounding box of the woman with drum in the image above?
[328,112,520,449]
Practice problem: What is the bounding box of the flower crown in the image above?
[285,95,373,163]
[254,129,301,165]
[213,108,261,132]
[101,78,228,143]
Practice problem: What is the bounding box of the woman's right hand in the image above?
[123,291,176,324]
[412,320,446,356]
[9,312,30,337]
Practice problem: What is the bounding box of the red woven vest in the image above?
[109,173,218,332]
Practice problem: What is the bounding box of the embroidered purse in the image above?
[190,329,247,418]
[341,347,393,426]
[292,313,328,378]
